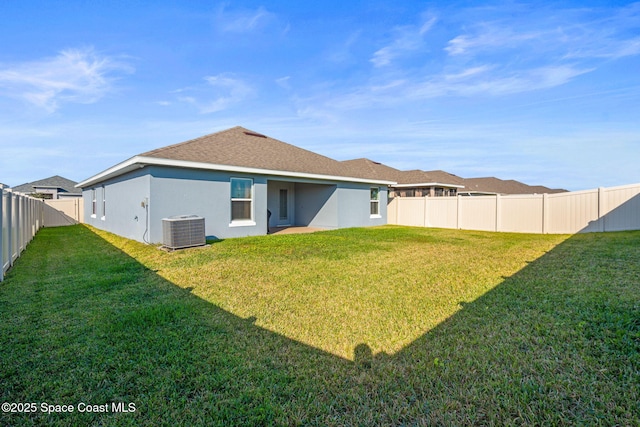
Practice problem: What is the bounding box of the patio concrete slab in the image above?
[268,226,326,235]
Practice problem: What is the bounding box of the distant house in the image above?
[460,177,567,196]
[77,127,393,243]
[341,159,465,198]
[340,159,568,197]
[12,176,82,199]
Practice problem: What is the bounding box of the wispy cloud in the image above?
[0,48,132,112]
[416,65,592,98]
[275,76,291,90]
[370,15,437,67]
[177,73,253,113]
[300,3,640,116]
[318,64,591,111]
[326,31,362,64]
[445,4,640,61]
[565,36,640,60]
[445,27,542,56]
[214,4,278,33]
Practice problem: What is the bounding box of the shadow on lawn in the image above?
[1,226,638,426]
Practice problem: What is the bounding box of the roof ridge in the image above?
[140,126,250,157]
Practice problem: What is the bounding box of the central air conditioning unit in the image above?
[162,215,206,250]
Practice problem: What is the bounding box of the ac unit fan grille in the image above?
[162,215,205,250]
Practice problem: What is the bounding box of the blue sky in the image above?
[1,1,639,191]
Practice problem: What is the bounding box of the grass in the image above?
[0,224,638,426]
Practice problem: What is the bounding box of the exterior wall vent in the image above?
[162,215,206,250]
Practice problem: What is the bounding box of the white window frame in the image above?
[91,189,97,218]
[370,187,381,218]
[101,186,106,220]
[230,177,255,226]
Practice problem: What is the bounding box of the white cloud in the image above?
[318,64,591,112]
[0,48,132,112]
[370,15,437,67]
[177,74,253,114]
[445,4,640,61]
[609,37,640,58]
[275,76,291,89]
[444,65,494,81]
[566,36,640,59]
[214,4,277,33]
[424,65,592,97]
[326,31,362,64]
[445,24,551,58]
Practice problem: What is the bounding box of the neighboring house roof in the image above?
[462,177,567,195]
[12,175,81,195]
[77,127,396,188]
[394,169,465,188]
[341,158,402,182]
[340,159,567,194]
[341,159,465,188]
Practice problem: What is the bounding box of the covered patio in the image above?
[267,180,338,230]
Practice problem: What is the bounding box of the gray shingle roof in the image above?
[340,158,402,181]
[395,169,465,186]
[141,126,357,179]
[12,175,81,194]
[462,177,567,195]
[340,158,566,194]
[341,159,465,187]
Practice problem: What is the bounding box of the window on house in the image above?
[91,189,97,217]
[370,187,380,216]
[279,189,288,220]
[101,186,106,220]
[230,178,253,222]
[435,188,444,197]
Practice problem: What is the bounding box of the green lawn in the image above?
[1,225,638,426]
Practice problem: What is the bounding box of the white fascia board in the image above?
[76,156,142,188]
[76,156,396,188]
[392,182,465,189]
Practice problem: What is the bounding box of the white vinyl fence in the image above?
[44,198,84,226]
[1,186,82,282]
[1,187,43,282]
[388,182,640,234]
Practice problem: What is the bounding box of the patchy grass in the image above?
[0,225,638,426]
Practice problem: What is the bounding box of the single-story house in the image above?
[342,158,567,197]
[76,126,394,243]
[341,158,465,198]
[12,175,82,199]
[459,177,567,196]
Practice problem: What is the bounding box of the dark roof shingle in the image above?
[341,159,465,187]
[462,177,567,195]
[141,126,355,178]
[12,175,81,194]
[340,158,402,181]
